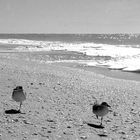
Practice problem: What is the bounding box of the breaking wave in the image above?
[0,39,140,72]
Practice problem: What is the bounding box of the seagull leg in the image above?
[18,102,22,112]
[96,115,98,119]
[100,117,103,126]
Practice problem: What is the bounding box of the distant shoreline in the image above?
[0,35,140,78]
[1,50,140,82]
[53,62,140,82]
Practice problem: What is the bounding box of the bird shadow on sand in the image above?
[86,123,104,129]
[5,109,25,114]
[98,134,108,137]
[86,122,108,137]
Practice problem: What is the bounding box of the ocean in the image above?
[0,34,140,73]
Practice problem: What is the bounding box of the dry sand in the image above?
[0,52,140,140]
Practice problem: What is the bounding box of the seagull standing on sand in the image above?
[12,86,26,112]
[92,102,111,126]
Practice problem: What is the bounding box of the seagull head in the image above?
[101,102,111,107]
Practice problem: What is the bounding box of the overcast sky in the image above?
[0,0,140,33]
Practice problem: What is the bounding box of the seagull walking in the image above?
[92,102,111,126]
[12,86,26,112]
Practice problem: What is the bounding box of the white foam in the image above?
[106,55,140,72]
[0,38,140,57]
[123,67,140,72]
[1,39,140,72]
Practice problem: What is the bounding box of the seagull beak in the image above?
[107,104,111,107]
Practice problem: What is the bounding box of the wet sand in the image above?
[0,52,140,140]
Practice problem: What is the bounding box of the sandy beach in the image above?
[0,52,140,140]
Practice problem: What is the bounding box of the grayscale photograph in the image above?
[0,0,140,139]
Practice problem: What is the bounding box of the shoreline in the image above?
[52,61,140,82]
[1,49,140,82]
[0,52,140,139]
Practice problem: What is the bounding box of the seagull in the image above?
[92,102,111,126]
[12,86,26,112]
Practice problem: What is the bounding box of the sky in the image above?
[0,0,140,33]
